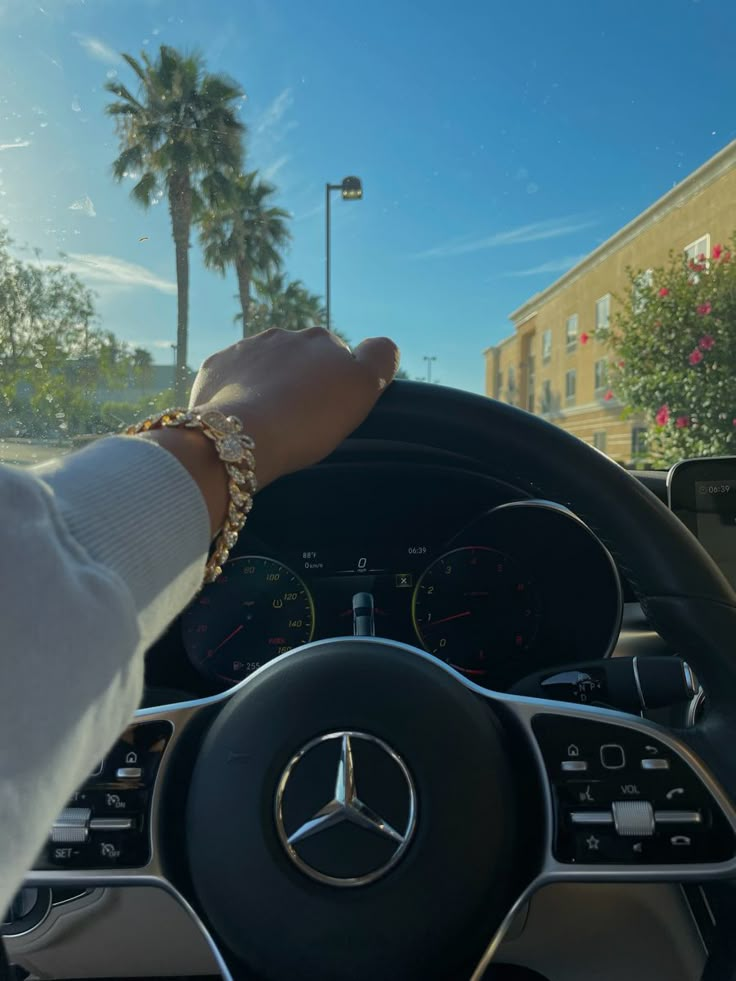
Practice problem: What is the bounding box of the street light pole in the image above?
[423,355,437,383]
[325,176,363,331]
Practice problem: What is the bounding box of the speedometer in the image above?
[182,556,314,686]
[412,546,539,681]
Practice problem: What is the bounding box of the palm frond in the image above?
[131,171,158,207]
[121,52,147,84]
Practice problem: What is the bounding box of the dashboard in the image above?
[146,459,624,698]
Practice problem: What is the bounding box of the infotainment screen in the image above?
[668,458,736,589]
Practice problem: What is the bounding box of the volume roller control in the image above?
[51,807,91,843]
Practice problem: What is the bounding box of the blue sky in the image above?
[0,0,734,391]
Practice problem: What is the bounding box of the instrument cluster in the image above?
[176,496,623,694]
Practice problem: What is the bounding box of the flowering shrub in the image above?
[609,241,736,466]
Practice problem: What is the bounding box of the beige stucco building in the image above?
[485,140,736,464]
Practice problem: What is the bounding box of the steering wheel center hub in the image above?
[275,729,417,886]
[185,638,520,981]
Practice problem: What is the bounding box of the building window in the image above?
[495,371,503,398]
[594,358,608,393]
[595,294,611,333]
[565,314,578,351]
[565,369,576,406]
[541,379,552,413]
[632,269,653,314]
[685,234,710,264]
[542,328,552,362]
[593,431,607,453]
[507,365,516,404]
[527,354,535,413]
[631,426,648,459]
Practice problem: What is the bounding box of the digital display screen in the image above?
[695,480,736,588]
[285,543,434,646]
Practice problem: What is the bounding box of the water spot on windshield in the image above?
[69,195,96,218]
[71,97,82,113]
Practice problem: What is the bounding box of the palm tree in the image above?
[105,46,245,402]
[131,346,154,394]
[198,171,290,338]
[253,272,327,333]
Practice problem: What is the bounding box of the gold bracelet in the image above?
[126,407,256,584]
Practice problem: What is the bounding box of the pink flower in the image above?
[689,349,704,365]
[658,287,669,297]
[713,244,723,260]
[656,405,670,426]
[603,389,614,401]
[618,360,625,368]
[698,252,706,262]
[697,302,712,315]
[580,332,589,345]
[675,415,690,429]
[699,334,715,350]
[724,251,732,262]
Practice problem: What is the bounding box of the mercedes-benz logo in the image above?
[274,731,417,887]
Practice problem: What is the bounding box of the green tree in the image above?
[0,232,133,438]
[105,46,245,402]
[198,171,291,337]
[610,240,736,466]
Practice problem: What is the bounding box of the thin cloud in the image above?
[0,140,30,151]
[74,33,120,65]
[503,254,586,278]
[293,201,323,222]
[36,253,175,295]
[251,88,297,189]
[411,216,596,259]
[262,154,290,181]
[255,88,293,136]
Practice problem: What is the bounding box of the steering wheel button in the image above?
[115,766,143,780]
[561,760,588,772]
[600,744,626,770]
[569,810,613,825]
[558,780,606,805]
[641,758,670,770]
[654,810,703,826]
[568,831,621,862]
[612,800,655,836]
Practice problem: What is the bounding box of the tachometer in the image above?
[412,546,539,681]
[182,556,314,686]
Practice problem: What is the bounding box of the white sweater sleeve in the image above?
[0,436,210,912]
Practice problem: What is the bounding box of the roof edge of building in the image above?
[509,138,736,324]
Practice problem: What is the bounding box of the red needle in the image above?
[431,610,472,626]
[209,623,244,656]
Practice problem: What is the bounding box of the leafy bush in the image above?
[610,241,736,467]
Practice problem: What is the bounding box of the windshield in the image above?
[0,0,733,469]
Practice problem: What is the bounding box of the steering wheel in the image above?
[27,382,736,981]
